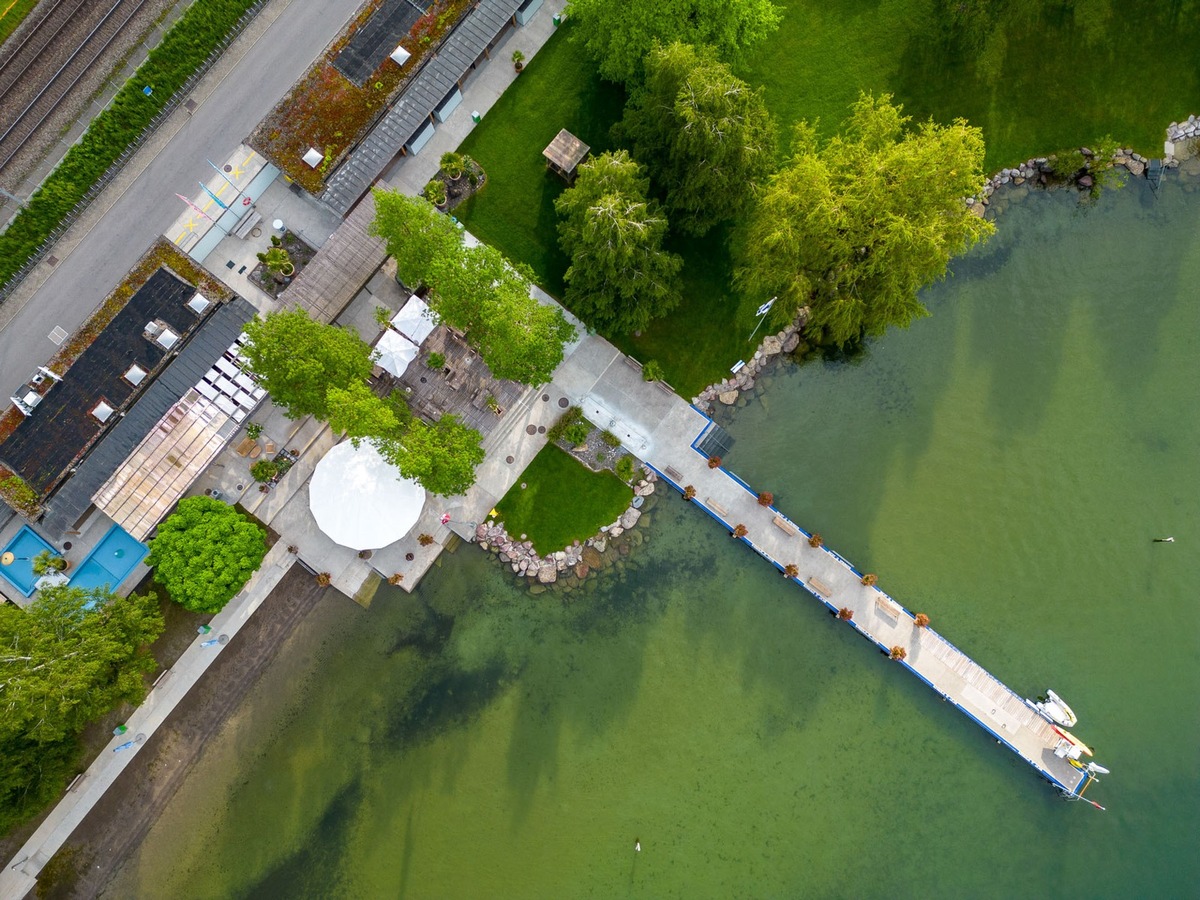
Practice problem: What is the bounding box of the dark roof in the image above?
[0,268,205,494]
[40,298,257,540]
[321,0,523,216]
[333,0,430,86]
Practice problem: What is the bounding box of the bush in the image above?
[427,351,446,369]
[146,496,267,613]
[642,360,665,382]
[547,405,585,443]
[563,422,591,446]
[245,422,263,440]
[600,430,621,447]
[0,0,260,291]
[615,455,636,483]
[249,459,279,483]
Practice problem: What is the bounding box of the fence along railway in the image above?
[0,0,153,174]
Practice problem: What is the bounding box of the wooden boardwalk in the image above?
[625,402,1098,800]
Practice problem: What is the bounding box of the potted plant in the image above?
[250,459,280,483]
[423,180,447,209]
[245,421,263,440]
[440,151,466,181]
[512,50,525,71]
[256,236,294,281]
[31,549,68,576]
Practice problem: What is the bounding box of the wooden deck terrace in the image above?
[642,412,1093,799]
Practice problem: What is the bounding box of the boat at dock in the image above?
[1029,689,1078,727]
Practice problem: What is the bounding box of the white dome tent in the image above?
[308,441,425,550]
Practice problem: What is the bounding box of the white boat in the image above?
[1033,689,1078,727]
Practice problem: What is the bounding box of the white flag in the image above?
[756,297,776,317]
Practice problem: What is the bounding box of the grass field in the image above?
[493,444,631,555]
[455,2,1200,391]
[0,0,38,46]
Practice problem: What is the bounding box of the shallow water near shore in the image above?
[107,176,1199,898]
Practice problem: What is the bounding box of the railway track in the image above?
[0,0,153,175]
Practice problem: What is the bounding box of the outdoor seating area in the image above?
[382,324,524,435]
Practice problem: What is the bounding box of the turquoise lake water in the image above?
[107,175,1199,898]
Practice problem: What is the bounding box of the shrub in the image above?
[423,180,447,206]
[250,459,280,483]
[615,455,636,483]
[914,613,931,628]
[315,572,332,586]
[642,360,665,382]
[245,422,263,440]
[546,405,585,442]
[440,151,466,180]
[563,421,591,446]
[600,430,621,447]
[707,456,721,469]
[756,491,773,506]
[427,351,446,369]
[418,533,435,547]
[837,607,853,620]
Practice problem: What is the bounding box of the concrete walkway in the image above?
[0,540,296,900]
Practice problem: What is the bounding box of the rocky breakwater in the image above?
[474,470,660,595]
[693,317,806,415]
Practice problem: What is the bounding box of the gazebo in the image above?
[543,128,590,182]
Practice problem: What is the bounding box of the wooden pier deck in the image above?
[569,367,1096,798]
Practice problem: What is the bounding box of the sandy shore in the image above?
[32,564,355,899]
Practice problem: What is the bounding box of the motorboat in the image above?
[1032,689,1077,727]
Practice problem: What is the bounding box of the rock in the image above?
[1126,158,1145,176]
[529,584,547,595]
[593,538,607,554]
[619,543,631,556]
[480,542,489,551]
[1078,175,1094,189]
[582,547,603,569]
[620,508,642,529]
[499,551,511,562]
[783,333,800,353]
[740,377,755,392]
[718,390,739,405]
[537,562,557,584]
[475,524,488,539]
[761,336,782,355]
[574,562,589,579]
[635,482,654,497]
[631,494,645,509]
[554,550,566,561]
[609,525,624,538]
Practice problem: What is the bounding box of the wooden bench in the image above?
[664,465,683,482]
[706,498,729,517]
[235,437,256,457]
[807,577,833,598]
[875,595,902,621]
[772,515,798,536]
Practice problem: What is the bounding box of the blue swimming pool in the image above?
[68,524,147,596]
[0,525,59,597]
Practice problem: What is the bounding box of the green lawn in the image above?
[456,3,1199,391]
[0,0,39,46]
[493,444,631,555]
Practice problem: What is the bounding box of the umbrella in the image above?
[309,441,425,550]
[375,328,419,377]
[391,296,437,345]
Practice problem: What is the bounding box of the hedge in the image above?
[0,0,260,291]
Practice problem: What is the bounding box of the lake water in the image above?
[107,175,1199,898]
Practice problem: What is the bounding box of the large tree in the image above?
[327,381,398,447]
[376,414,486,497]
[736,93,994,346]
[620,42,777,235]
[146,496,268,613]
[0,587,163,827]
[555,150,682,332]
[241,308,376,420]
[565,0,783,84]
[369,188,464,288]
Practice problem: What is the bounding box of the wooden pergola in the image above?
[542,128,590,182]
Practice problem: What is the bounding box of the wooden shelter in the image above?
[542,129,590,182]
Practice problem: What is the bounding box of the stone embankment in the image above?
[692,317,806,414]
[1166,116,1200,152]
[475,470,658,591]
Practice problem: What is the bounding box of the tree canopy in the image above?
[619,42,777,235]
[376,414,486,497]
[565,0,783,83]
[369,187,463,287]
[146,496,268,613]
[242,308,376,420]
[736,93,994,346]
[371,188,576,386]
[0,587,163,828]
[555,150,683,332]
[327,381,399,447]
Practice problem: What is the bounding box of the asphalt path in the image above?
[0,0,361,395]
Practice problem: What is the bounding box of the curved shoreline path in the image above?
[554,334,1099,804]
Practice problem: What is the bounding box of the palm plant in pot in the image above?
[256,235,294,281]
[423,179,447,209]
[31,549,68,576]
[440,151,466,182]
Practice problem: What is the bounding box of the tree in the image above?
[565,0,783,84]
[146,497,268,613]
[31,549,67,576]
[327,381,398,447]
[0,586,162,827]
[376,414,485,497]
[620,42,777,234]
[736,93,994,347]
[555,151,682,332]
[808,532,823,548]
[241,308,375,420]
[861,573,878,587]
[732,523,748,538]
[369,187,464,287]
[890,645,908,661]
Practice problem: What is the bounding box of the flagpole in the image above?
[177,193,228,234]
[206,158,248,205]
[748,296,777,343]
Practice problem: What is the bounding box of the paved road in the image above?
[0,0,362,395]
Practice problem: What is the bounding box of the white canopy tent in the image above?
[309,441,425,550]
[390,295,437,345]
[374,328,419,377]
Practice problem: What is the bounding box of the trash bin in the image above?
[471,110,481,124]
[552,14,561,26]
